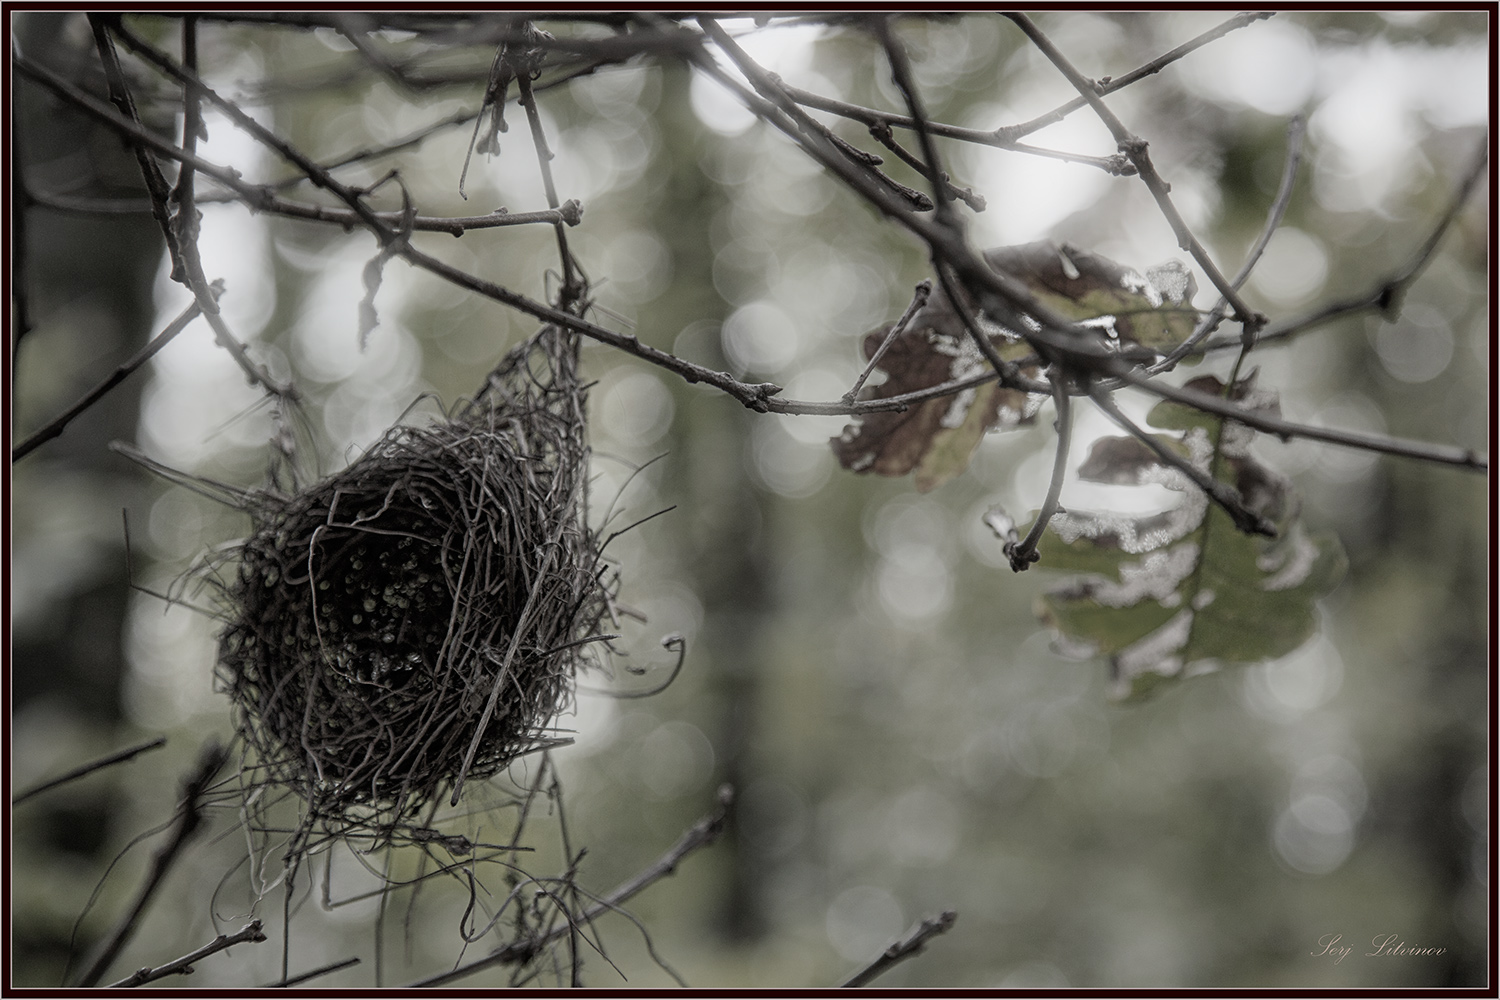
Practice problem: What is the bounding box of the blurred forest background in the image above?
[9,10,1490,989]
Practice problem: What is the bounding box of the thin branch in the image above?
[774,77,1134,176]
[845,279,932,401]
[1090,385,1277,537]
[513,25,585,307]
[263,956,362,988]
[1155,114,1305,371]
[1372,139,1489,317]
[1000,12,1274,141]
[408,787,733,988]
[1007,13,1264,334]
[841,911,958,988]
[1006,373,1072,571]
[101,17,396,241]
[78,25,293,399]
[864,121,985,211]
[687,17,1133,378]
[929,262,1045,397]
[1112,366,1489,472]
[11,26,1143,420]
[1180,139,1488,360]
[170,14,203,272]
[75,741,230,988]
[234,198,585,236]
[87,15,183,279]
[870,15,956,227]
[12,292,214,462]
[105,920,265,988]
[12,736,168,805]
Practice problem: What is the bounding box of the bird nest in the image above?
[215,332,612,833]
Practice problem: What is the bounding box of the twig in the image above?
[13,32,1053,417]
[845,280,932,401]
[773,77,1134,176]
[864,121,986,211]
[513,25,585,307]
[841,911,958,988]
[1005,373,1072,571]
[1000,12,1273,141]
[12,736,168,805]
[263,956,362,988]
[87,15,183,279]
[1090,385,1277,537]
[1112,365,1489,472]
[19,178,583,234]
[100,17,396,242]
[1180,139,1487,360]
[1007,13,1265,334]
[81,23,294,399]
[75,741,230,987]
[104,920,265,988]
[256,200,583,235]
[928,262,1039,397]
[170,15,203,271]
[870,16,956,227]
[1371,139,1489,318]
[1155,114,1305,371]
[408,786,733,987]
[12,293,214,462]
[689,18,1133,376]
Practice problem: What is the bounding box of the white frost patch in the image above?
[983,505,1016,540]
[1259,528,1320,591]
[1145,259,1197,305]
[1118,267,1157,306]
[1078,315,1121,341]
[1113,608,1194,686]
[1049,455,1208,554]
[1086,543,1200,608]
[941,385,978,429]
[1056,245,1082,280]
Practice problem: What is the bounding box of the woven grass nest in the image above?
[217,332,612,832]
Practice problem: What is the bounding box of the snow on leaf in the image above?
[982,242,1200,353]
[1035,372,1345,700]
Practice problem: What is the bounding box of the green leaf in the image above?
[1034,373,1346,700]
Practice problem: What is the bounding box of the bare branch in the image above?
[870,16,957,226]
[12,736,168,805]
[105,920,265,988]
[1007,13,1265,334]
[1186,138,1488,358]
[845,280,933,401]
[262,956,362,988]
[840,911,958,988]
[408,786,733,988]
[1001,12,1274,140]
[1154,114,1305,371]
[1113,366,1489,473]
[13,292,215,462]
[1006,373,1073,571]
[773,77,1134,176]
[75,741,231,987]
